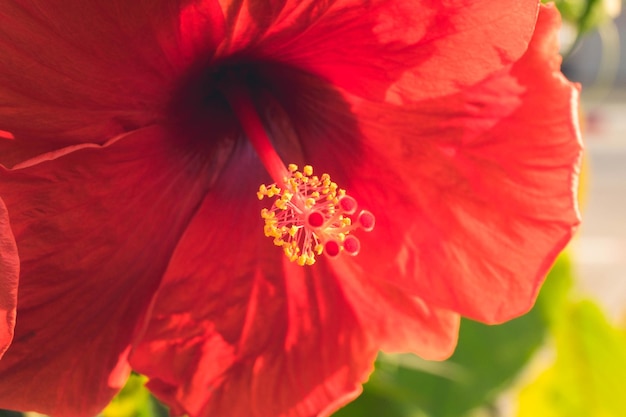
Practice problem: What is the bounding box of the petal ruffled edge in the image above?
[338,4,582,323]
[212,0,539,101]
[0,197,19,359]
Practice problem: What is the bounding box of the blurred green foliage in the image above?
[517,300,626,417]
[551,0,618,34]
[101,374,167,417]
[545,0,622,58]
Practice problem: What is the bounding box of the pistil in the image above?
[222,81,289,186]
[222,81,375,266]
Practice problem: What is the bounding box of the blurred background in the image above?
[567,0,626,322]
[3,1,626,417]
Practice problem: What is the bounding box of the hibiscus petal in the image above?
[211,0,538,101]
[0,198,19,359]
[331,258,460,359]
[131,141,456,417]
[0,0,194,165]
[340,4,582,323]
[0,126,227,416]
[178,0,226,62]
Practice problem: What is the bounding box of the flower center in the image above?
[222,78,375,266]
[257,164,375,265]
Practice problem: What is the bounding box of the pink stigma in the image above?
[358,211,376,231]
[325,240,341,258]
[307,211,325,228]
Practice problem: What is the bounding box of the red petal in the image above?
[0,198,19,359]
[210,0,538,101]
[0,0,191,165]
[0,126,225,416]
[337,4,581,323]
[130,144,458,417]
[178,0,225,62]
[332,258,460,359]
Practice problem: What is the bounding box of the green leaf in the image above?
[517,300,626,417]
[101,373,167,417]
[0,410,22,417]
[550,0,612,33]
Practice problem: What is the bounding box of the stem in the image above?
[222,82,290,185]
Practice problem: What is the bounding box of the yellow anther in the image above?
[257,184,267,200]
[266,185,279,197]
[258,163,374,266]
[261,209,275,220]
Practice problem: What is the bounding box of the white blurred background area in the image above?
[564,3,626,323]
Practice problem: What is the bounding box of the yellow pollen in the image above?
[257,164,375,266]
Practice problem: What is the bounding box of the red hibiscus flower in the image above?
[0,1,581,417]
